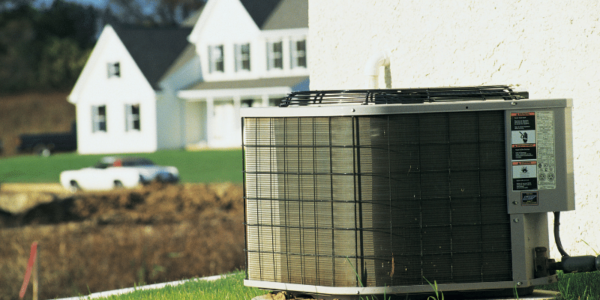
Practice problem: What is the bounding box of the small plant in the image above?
[582,286,589,300]
[345,257,363,287]
[345,257,390,300]
[558,277,571,299]
[424,278,444,300]
[580,240,599,256]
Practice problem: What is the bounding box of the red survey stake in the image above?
[19,242,38,299]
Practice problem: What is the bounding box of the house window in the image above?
[235,43,251,71]
[291,39,307,69]
[126,104,140,131]
[107,62,120,78]
[209,45,224,73]
[92,105,107,132]
[267,41,283,70]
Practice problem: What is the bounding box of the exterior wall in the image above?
[160,55,203,91]
[309,0,600,258]
[74,27,157,154]
[191,0,261,81]
[156,91,184,149]
[184,101,206,146]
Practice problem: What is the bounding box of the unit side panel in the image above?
[506,107,574,214]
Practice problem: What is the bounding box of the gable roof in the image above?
[239,0,308,30]
[262,0,308,30]
[113,25,192,90]
[181,7,204,27]
[159,43,197,84]
[240,0,282,29]
[186,76,308,90]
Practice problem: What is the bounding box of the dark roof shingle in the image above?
[262,0,308,30]
[239,0,282,29]
[113,25,192,90]
[187,76,308,91]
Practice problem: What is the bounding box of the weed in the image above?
[344,257,390,300]
[424,278,444,300]
[580,240,599,256]
[558,278,570,299]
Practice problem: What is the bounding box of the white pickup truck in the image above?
[60,156,179,191]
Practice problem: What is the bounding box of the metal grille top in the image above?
[280,85,528,107]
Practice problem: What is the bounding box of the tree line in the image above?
[0,0,204,94]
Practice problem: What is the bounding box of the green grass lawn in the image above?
[538,270,600,300]
[82,270,600,300]
[0,149,243,184]
[87,272,266,300]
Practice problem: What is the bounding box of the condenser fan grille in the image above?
[244,111,512,287]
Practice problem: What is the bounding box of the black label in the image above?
[513,178,538,190]
[521,192,539,206]
[512,145,537,160]
[511,114,536,130]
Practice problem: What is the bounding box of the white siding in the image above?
[74,26,157,154]
[188,0,309,81]
[156,91,184,149]
[309,0,600,258]
[192,0,260,81]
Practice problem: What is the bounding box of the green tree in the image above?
[0,5,39,92]
[38,37,91,89]
[105,0,205,26]
[0,1,98,93]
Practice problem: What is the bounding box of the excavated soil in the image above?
[0,183,245,300]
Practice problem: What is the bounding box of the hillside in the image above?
[0,92,75,157]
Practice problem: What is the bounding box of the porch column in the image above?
[206,97,214,147]
[233,95,241,137]
[262,94,270,107]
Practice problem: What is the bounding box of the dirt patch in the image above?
[0,183,68,214]
[0,183,68,194]
[0,183,245,300]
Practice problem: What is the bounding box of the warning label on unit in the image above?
[536,111,557,190]
[511,112,536,130]
[521,192,539,206]
[512,161,538,190]
[511,130,536,144]
[512,143,537,160]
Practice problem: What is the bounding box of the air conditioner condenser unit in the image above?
[241,86,592,298]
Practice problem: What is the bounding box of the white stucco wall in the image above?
[73,26,157,154]
[309,0,600,258]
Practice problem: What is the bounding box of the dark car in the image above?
[16,122,77,156]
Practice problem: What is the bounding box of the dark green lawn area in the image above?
[0,149,243,183]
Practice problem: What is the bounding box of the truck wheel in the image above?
[114,180,124,189]
[33,144,51,157]
[69,181,80,192]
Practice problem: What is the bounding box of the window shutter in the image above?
[208,46,213,73]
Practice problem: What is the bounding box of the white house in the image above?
[68,0,308,154]
[178,0,309,148]
[68,25,194,154]
[307,0,600,258]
